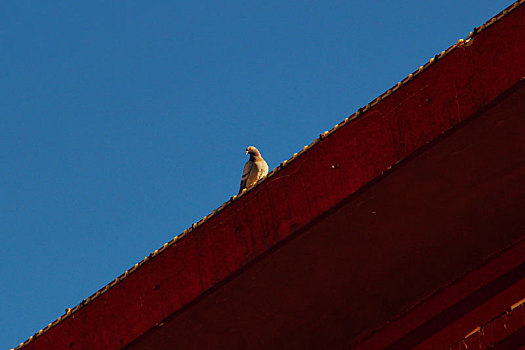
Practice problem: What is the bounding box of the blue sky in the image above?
[0,1,514,348]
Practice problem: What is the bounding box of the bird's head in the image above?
[245,146,261,156]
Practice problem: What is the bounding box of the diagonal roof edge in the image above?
[351,236,525,349]
[446,296,525,349]
[13,0,525,349]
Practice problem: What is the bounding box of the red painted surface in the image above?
[353,240,525,350]
[446,299,525,350]
[125,81,525,349]
[20,2,525,350]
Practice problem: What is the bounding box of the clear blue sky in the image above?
[0,1,514,348]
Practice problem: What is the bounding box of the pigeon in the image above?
[239,146,269,193]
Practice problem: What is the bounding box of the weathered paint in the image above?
[17,1,525,349]
[126,82,525,349]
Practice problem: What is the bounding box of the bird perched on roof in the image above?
[239,146,269,193]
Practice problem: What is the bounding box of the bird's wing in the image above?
[259,159,269,178]
[239,160,254,193]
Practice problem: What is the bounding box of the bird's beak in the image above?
[245,150,249,155]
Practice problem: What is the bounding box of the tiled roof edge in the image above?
[11,0,525,348]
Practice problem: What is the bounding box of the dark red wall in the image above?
[446,299,525,350]
[18,2,525,350]
[126,81,525,350]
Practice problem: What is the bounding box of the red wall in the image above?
[18,2,525,350]
[127,81,525,350]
